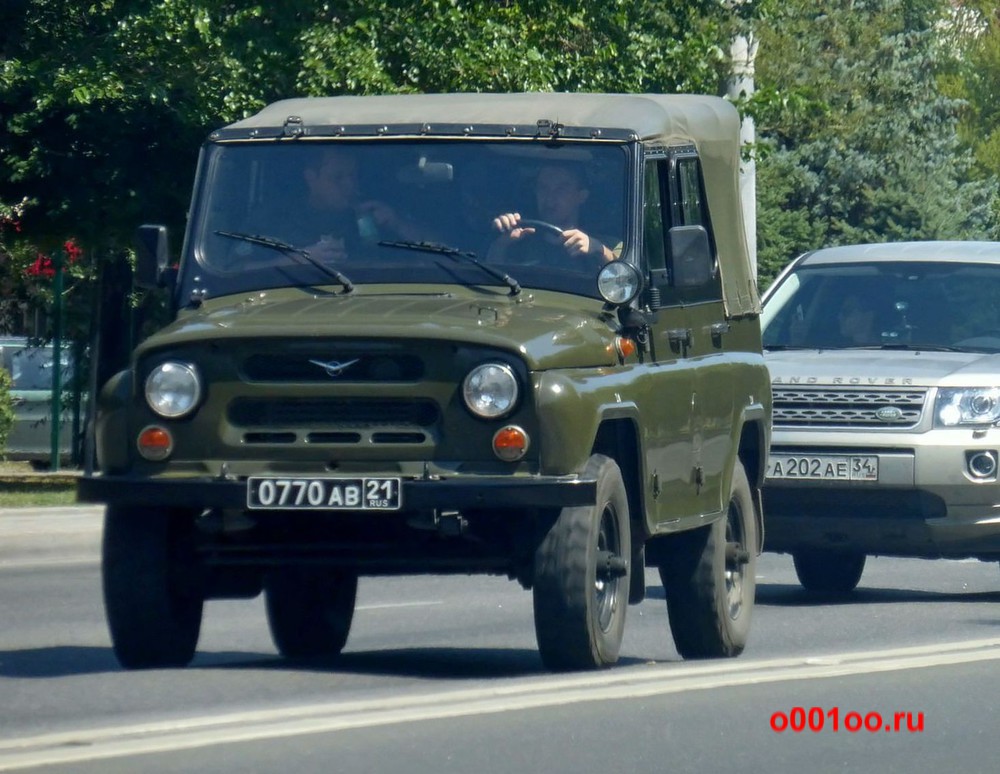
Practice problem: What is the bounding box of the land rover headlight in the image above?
[463,363,519,419]
[145,362,202,418]
[935,387,1000,427]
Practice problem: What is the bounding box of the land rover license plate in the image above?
[765,454,878,482]
[247,477,402,510]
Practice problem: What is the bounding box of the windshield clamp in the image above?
[282,116,304,138]
[536,119,564,138]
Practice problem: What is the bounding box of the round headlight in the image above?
[145,362,202,418]
[597,260,643,306]
[463,363,519,419]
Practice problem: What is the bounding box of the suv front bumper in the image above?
[762,426,1000,559]
[77,473,597,511]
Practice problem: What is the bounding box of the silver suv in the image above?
[760,241,1000,593]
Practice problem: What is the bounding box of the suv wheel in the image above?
[532,454,631,671]
[102,505,204,669]
[792,549,865,594]
[265,568,358,659]
[659,459,757,659]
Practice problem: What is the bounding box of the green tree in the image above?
[938,2,1000,179]
[751,0,999,287]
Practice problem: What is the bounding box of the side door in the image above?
[639,149,700,524]
[664,150,733,517]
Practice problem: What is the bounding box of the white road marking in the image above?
[356,600,444,611]
[1,637,999,770]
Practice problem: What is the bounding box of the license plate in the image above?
[247,477,402,510]
[765,454,878,482]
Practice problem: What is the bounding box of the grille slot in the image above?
[244,432,297,444]
[229,398,439,428]
[772,387,927,428]
[306,432,363,444]
[242,353,423,382]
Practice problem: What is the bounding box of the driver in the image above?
[489,164,619,263]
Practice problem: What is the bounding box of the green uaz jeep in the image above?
[79,93,771,671]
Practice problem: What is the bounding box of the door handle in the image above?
[667,328,692,346]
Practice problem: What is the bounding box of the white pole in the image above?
[729,30,758,277]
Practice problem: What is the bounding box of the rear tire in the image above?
[102,506,204,669]
[265,568,358,659]
[533,454,631,671]
[792,549,865,594]
[659,459,757,659]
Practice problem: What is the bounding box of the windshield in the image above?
[183,139,630,302]
[7,347,74,391]
[762,261,1000,353]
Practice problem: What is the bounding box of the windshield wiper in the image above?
[378,240,521,297]
[878,343,963,352]
[214,230,354,293]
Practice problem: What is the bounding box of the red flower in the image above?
[26,253,55,278]
[64,238,83,262]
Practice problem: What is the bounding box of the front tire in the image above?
[533,454,631,671]
[659,459,757,659]
[102,506,204,669]
[265,568,358,659]
[792,549,866,594]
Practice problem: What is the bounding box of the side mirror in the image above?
[668,225,714,288]
[135,224,171,290]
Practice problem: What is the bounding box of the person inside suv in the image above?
[489,164,620,264]
[837,293,877,345]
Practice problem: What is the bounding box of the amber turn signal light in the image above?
[492,425,529,461]
[137,425,173,461]
[615,336,637,360]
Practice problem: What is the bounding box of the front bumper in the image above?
[77,473,597,511]
[762,426,1000,559]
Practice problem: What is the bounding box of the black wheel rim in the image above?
[594,503,622,632]
[724,498,747,621]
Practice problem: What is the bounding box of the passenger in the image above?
[288,148,419,261]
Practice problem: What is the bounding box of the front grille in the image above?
[242,353,424,382]
[228,398,439,428]
[772,387,927,428]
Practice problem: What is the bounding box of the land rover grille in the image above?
[771,386,927,428]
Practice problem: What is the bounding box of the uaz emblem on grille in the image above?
[309,358,360,378]
[875,406,903,422]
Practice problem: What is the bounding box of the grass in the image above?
[0,486,78,507]
[0,460,80,508]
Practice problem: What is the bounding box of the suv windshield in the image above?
[183,140,629,303]
[762,261,1000,352]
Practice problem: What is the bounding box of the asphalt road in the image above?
[1,506,999,773]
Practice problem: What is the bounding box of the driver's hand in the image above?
[561,229,592,256]
[492,212,535,240]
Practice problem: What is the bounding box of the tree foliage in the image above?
[2,0,999,305]
[751,0,999,287]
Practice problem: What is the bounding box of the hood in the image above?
[140,287,619,371]
[765,348,1000,389]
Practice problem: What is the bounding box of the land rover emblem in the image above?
[875,406,903,422]
[309,358,360,378]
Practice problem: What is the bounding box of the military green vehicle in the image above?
[78,93,771,671]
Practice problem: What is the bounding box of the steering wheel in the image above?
[517,219,565,238]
